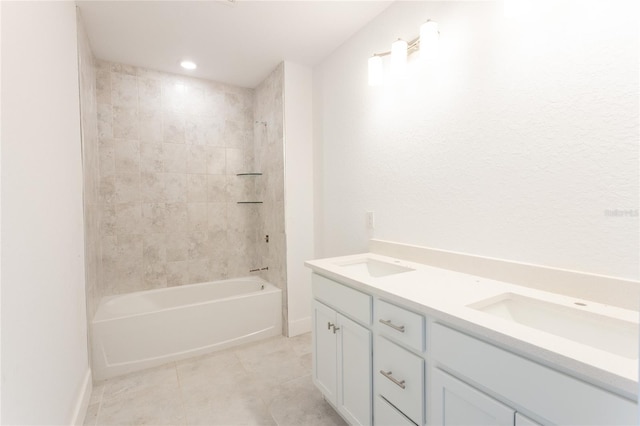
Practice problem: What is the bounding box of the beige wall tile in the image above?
[140,171,166,203]
[187,145,207,173]
[138,78,161,110]
[165,203,188,233]
[97,104,113,139]
[111,63,137,75]
[187,174,207,202]
[185,87,206,116]
[140,142,164,173]
[165,173,187,203]
[225,148,248,175]
[205,147,226,175]
[96,70,111,105]
[112,73,138,109]
[143,261,166,289]
[207,203,227,233]
[113,107,139,139]
[187,259,210,284]
[100,205,116,236]
[89,61,281,300]
[114,140,140,173]
[139,109,163,142]
[98,139,115,178]
[166,260,189,286]
[99,176,115,204]
[143,233,167,264]
[163,143,187,173]
[203,116,224,146]
[141,203,166,234]
[163,113,185,143]
[188,232,209,260]
[206,175,229,202]
[187,203,207,232]
[115,203,142,235]
[114,173,140,203]
[166,232,189,262]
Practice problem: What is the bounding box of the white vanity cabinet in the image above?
[312,274,373,426]
[430,323,637,426]
[309,264,638,426]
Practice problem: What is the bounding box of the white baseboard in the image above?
[70,368,92,426]
[288,316,311,337]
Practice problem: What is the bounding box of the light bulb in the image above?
[419,21,439,61]
[390,39,408,79]
[368,55,383,86]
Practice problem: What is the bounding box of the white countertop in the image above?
[305,252,639,400]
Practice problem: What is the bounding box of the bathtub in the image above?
[91,276,282,380]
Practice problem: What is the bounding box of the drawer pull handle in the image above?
[379,319,405,333]
[380,370,406,389]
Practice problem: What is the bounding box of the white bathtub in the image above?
[91,276,282,380]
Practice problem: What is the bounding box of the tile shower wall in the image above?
[95,61,260,295]
[77,12,101,324]
[254,64,288,333]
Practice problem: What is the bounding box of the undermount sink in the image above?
[468,293,639,359]
[336,258,414,278]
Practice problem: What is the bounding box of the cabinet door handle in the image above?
[379,370,406,389]
[327,322,334,330]
[379,319,405,333]
[332,326,340,334]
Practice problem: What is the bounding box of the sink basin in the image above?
[336,258,414,278]
[468,293,638,359]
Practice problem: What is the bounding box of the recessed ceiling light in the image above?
[180,60,197,70]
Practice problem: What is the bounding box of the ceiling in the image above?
[77,0,393,88]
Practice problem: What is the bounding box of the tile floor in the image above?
[84,333,347,426]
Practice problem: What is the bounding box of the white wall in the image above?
[1,2,91,424]
[284,62,314,336]
[314,0,639,280]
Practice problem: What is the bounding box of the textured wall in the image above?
[95,60,259,295]
[315,1,639,280]
[254,63,288,332]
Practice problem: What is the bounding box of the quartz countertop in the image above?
[305,253,639,400]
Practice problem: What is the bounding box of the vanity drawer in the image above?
[312,273,371,325]
[374,395,417,426]
[375,336,424,425]
[375,299,424,352]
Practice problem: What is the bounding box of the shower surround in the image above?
[88,60,285,302]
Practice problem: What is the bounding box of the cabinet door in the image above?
[337,313,372,426]
[432,368,515,426]
[313,300,337,405]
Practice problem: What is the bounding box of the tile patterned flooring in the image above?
[84,333,347,426]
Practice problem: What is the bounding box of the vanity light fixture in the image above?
[180,60,197,70]
[368,20,439,86]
